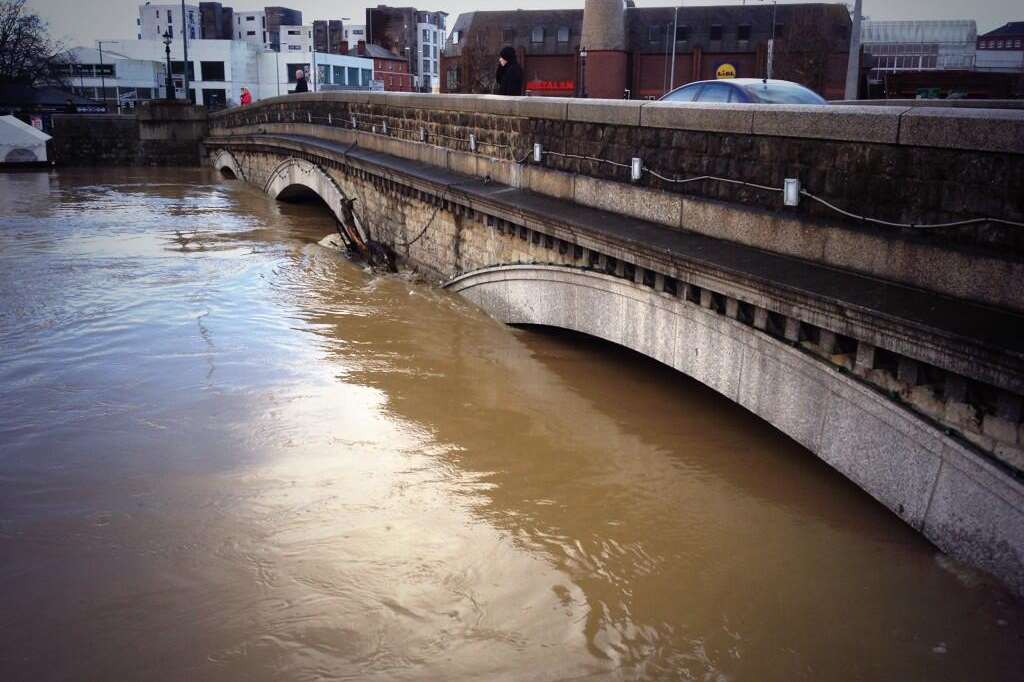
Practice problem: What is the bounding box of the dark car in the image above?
[659,78,826,104]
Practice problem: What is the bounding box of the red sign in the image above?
[526,80,575,92]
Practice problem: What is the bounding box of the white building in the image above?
[975,22,1024,73]
[861,20,977,78]
[65,46,165,110]
[415,13,445,91]
[71,39,374,108]
[279,24,313,54]
[343,24,366,43]
[233,9,268,47]
[138,2,199,41]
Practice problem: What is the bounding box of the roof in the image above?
[980,22,1024,38]
[0,115,52,146]
[862,20,977,44]
[349,43,406,60]
[0,84,104,109]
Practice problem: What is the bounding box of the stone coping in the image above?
[209,91,1024,153]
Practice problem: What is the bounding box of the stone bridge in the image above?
[205,92,1024,595]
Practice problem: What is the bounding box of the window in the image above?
[422,58,430,75]
[433,45,437,59]
[286,63,308,82]
[663,83,700,102]
[452,30,461,44]
[288,29,300,35]
[362,68,372,86]
[557,26,569,43]
[246,15,254,21]
[237,31,241,38]
[423,28,429,42]
[737,25,750,42]
[423,43,430,57]
[333,65,344,84]
[167,26,173,38]
[288,45,301,50]
[531,27,544,43]
[502,28,514,43]
[246,30,255,36]
[201,88,226,109]
[710,25,723,41]
[200,61,225,81]
[348,66,359,85]
[167,10,172,21]
[698,82,734,102]
[676,25,690,41]
[171,61,195,79]
[447,66,458,89]
[136,18,140,26]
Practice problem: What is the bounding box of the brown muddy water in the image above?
[0,168,1021,681]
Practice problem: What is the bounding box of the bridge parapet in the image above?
[210,92,1024,315]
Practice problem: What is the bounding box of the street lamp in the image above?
[579,47,588,98]
[162,30,175,100]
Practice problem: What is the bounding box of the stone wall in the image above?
[50,100,208,167]
[209,97,1024,315]
[50,115,140,166]
[211,93,1024,254]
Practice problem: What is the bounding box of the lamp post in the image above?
[97,40,108,111]
[162,30,175,100]
[181,0,190,102]
[579,47,588,98]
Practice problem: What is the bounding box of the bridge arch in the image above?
[446,264,1024,592]
[262,157,368,244]
[211,149,244,181]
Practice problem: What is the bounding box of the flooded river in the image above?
[0,169,1021,681]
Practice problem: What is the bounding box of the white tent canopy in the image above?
[0,115,52,163]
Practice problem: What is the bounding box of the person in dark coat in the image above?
[293,69,309,93]
[495,46,523,96]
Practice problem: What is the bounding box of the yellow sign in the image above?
[716,63,737,79]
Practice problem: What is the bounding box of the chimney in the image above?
[358,40,366,56]
[580,0,628,98]
[341,40,349,55]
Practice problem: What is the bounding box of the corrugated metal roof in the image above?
[862,20,977,44]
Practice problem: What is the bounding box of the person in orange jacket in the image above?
[240,87,252,106]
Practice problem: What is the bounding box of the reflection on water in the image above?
[0,168,1021,681]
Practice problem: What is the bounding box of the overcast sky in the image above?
[29,0,1022,50]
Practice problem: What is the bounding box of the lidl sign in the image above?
[716,63,737,79]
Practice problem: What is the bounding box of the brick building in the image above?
[441,2,852,100]
[367,5,447,92]
[348,43,414,91]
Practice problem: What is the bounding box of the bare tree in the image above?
[456,42,496,94]
[0,0,71,86]
[773,10,837,95]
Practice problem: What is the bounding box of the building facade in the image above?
[279,24,313,54]
[67,39,373,108]
[314,20,345,54]
[349,43,414,91]
[198,2,234,39]
[976,22,1024,73]
[861,20,977,96]
[367,6,447,92]
[138,3,200,41]
[344,24,367,44]
[442,3,852,100]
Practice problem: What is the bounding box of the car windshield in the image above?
[742,81,825,104]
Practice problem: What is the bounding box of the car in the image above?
[659,78,826,104]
